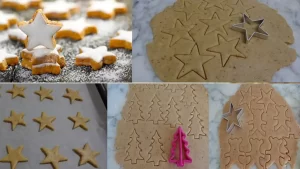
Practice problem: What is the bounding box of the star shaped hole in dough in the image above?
[40,146,68,169]
[73,143,100,168]
[222,103,243,133]
[18,9,62,50]
[4,110,26,130]
[34,86,53,101]
[0,145,28,169]
[7,84,26,99]
[63,88,83,104]
[68,112,90,131]
[33,112,56,131]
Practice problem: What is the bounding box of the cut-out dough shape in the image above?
[0,145,28,169]
[18,9,63,50]
[34,86,54,101]
[40,146,68,169]
[63,88,83,104]
[73,143,100,168]
[0,50,19,71]
[87,0,127,19]
[33,112,56,131]
[76,46,117,70]
[1,0,42,10]
[109,30,132,50]
[0,11,18,31]
[68,112,90,131]
[6,85,26,99]
[4,110,26,131]
[43,0,80,20]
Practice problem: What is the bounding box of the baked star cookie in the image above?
[1,0,42,11]
[76,46,117,70]
[20,45,65,75]
[0,145,28,169]
[73,143,100,168]
[87,0,127,19]
[56,19,98,40]
[109,30,132,50]
[8,28,27,45]
[18,9,63,50]
[0,50,19,71]
[43,0,80,20]
[0,11,18,31]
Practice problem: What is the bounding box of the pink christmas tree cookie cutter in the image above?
[169,126,192,167]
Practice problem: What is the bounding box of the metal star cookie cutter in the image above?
[222,103,243,133]
[231,13,268,43]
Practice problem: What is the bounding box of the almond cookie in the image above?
[20,45,65,75]
[43,1,80,20]
[1,0,42,11]
[0,11,18,31]
[56,19,98,40]
[76,46,117,70]
[8,28,27,45]
[0,50,19,71]
[87,0,127,19]
[109,30,132,50]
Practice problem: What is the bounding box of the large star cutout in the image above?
[63,88,83,104]
[34,86,53,101]
[162,19,193,46]
[33,112,56,131]
[73,143,100,168]
[68,112,90,131]
[7,84,26,99]
[239,87,256,109]
[175,45,214,79]
[175,1,203,20]
[41,146,68,169]
[4,111,26,131]
[18,9,62,50]
[231,14,268,43]
[222,103,243,133]
[208,35,245,66]
[227,0,253,16]
[204,0,225,9]
[0,145,28,169]
[200,13,230,35]
[257,89,275,111]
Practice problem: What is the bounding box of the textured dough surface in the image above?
[147,0,296,82]
[218,84,300,169]
[115,84,209,169]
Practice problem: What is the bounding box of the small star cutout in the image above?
[222,103,243,133]
[73,143,100,168]
[200,13,230,35]
[68,112,90,131]
[34,86,53,101]
[63,88,83,104]
[7,84,26,99]
[208,35,245,66]
[0,145,28,169]
[4,111,26,131]
[204,0,225,9]
[227,0,253,16]
[239,87,256,109]
[175,1,204,20]
[33,112,56,131]
[257,89,275,111]
[40,146,68,169]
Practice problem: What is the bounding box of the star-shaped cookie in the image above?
[33,112,56,131]
[4,110,26,130]
[0,145,28,169]
[6,84,26,99]
[63,88,83,104]
[109,30,132,50]
[0,50,19,71]
[68,112,90,131]
[73,143,100,168]
[18,9,62,50]
[41,146,68,169]
[222,103,243,133]
[87,0,127,19]
[34,86,53,101]
[0,11,18,31]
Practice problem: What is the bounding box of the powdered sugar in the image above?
[0,11,17,25]
[22,45,61,58]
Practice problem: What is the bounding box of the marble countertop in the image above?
[107,83,300,169]
[132,0,300,82]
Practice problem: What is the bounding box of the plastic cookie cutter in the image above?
[169,126,192,167]
[222,103,243,133]
[231,13,268,43]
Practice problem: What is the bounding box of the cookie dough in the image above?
[68,112,90,131]
[73,143,100,168]
[219,84,300,169]
[0,145,28,169]
[115,84,209,169]
[34,86,53,101]
[63,88,83,104]
[6,85,26,99]
[33,112,56,131]
[40,146,68,169]
[4,111,26,131]
[147,0,296,82]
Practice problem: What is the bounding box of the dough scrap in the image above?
[4,110,26,130]
[68,112,90,131]
[73,143,100,168]
[0,145,28,169]
[115,84,209,169]
[147,0,296,82]
[33,112,56,131]
[63,88,83,104]
[40,146,68,169]
[34,86,54,101]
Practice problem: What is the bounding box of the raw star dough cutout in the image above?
[63,88,83,104]
[0,145,28,169]
[4,110,26,130]
[73,143,100,168]
[68,112,90,131]
[115,84,208,169]
[33,112,56,131]
[218,84,300,169]
[34,86,54,101]
[6,84,26,99]
[147,0,296,82]
[40,146,68,169]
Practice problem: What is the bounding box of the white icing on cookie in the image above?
[88,0,126,14]
[0,49,17,62]
[0,11,17,25]
[2,0,31,5]
[18,10,62,50]
[32,62,60,68]
[8,28,27,40]
[112,30,132,43]
[60,19,95,33]
[22,45,62,58]
[76,46,115,63]
[43,1,79,14]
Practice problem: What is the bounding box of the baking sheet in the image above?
[0,84,107,169]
